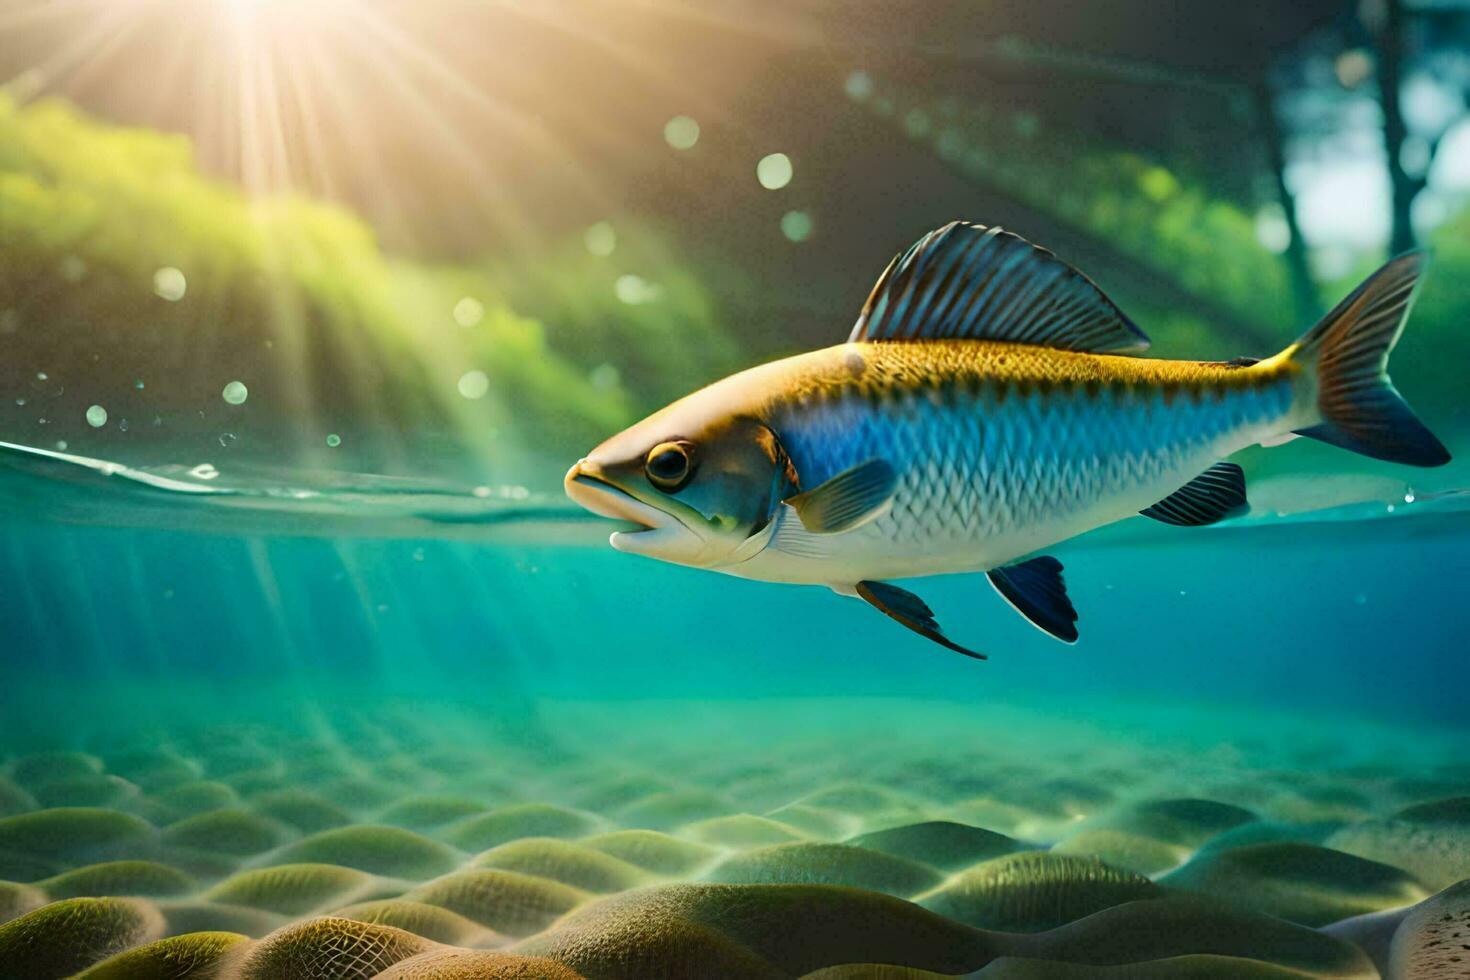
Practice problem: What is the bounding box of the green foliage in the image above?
[482,235,744,413]
[854,81,1296,335]
[0,95,733,466]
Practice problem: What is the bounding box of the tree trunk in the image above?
[1378,0,1421,255]
[1252,77,1320,325]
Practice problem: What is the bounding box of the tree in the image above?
[1372,0,1468,253]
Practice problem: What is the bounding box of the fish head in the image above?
[564,400,793,568]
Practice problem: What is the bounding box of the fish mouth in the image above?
[563,461,668,537]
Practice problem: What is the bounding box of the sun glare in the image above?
[0,0,801,471]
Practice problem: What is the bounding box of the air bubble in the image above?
[458,370,489,400]
[326,433,341,448]
[453,297,484,327]
[663,115,700,150]
[780,210,813,242]
[756,152,793,190]
[153,266,187,301]
[589,363,620,390]
[584,221,617,257]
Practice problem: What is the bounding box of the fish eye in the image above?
[645,440,696,491]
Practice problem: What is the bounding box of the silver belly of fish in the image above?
[722,382,1296,586]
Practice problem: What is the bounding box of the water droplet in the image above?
[54,440,67,451]
[153,266,187,301]
[614,274,662,305]
[152,415,162,426]
[36,371,47,381]
[376,603,389,613]
[452,297,484,327]
[584,221,616,257]
[85,404,108,427]
[1353,593,1368,605]
[218,432,237,448]
[14,397,25,406]
[663,115,700,150]
[222,380,248,405]
[118,418,129,432]
[1403,485,1416,504]
[588,363,620,390]
[844,70,874,101]
[134,379,145,389]
[1179,590,1188,597]
[756,152,793,190]
[1386,503,1396,513]
[472,485,491,499]
[326,433,341,448]
[780,210,814,242]
[189,463,218,480]
[412,547,425,562]
[162,588,175,599]
[457,370,489,400]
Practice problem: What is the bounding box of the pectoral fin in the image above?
[855,580,987,661]
[1140,462,1248,527]
[786,459,897,533]
[987,556,1079,643]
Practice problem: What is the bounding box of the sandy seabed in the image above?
[0,698,1467,979]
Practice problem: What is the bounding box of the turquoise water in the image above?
[1,438,1468,977]
[3,440,1467,728]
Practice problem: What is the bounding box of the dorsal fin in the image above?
[848,221,1150,353]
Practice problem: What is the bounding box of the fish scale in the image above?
[774,344,1296,568]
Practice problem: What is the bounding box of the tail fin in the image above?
[1289,252,1450,467]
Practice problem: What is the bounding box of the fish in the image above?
[564,221,1450,659]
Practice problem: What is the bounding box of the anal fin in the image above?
[855,581,987,661]
[987,556,1079,643]
[1140,462,1248,527]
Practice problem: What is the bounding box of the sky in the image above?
[1289,71,1470,269]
